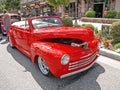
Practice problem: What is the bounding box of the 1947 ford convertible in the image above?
[8,16,100,78]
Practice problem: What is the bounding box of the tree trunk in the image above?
[61,5,65,17]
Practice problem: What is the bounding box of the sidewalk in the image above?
[100,48,120,61]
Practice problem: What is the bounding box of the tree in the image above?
[0,0,6,13]
[46,0,70,6]
[5,0,21,12]
[45,0,70,17]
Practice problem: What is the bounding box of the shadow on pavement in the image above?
[0,34,7,44]
[7,44,105,90]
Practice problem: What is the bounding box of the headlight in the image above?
[61,54,70,65]
[97,42,101,49]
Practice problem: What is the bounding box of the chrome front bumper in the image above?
[60,60,96,79]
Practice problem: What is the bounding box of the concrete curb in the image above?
[100,48,120,61]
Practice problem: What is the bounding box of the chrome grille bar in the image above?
[68,51,97,70]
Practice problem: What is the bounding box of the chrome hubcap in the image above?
[38,57,49,75]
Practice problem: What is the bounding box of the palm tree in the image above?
[45,0,70,17]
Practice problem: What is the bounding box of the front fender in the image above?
[30,42,65,77]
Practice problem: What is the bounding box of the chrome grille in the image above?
[69,52,97,70]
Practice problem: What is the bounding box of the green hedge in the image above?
[117,12,120,19]
[110,21,120,44]
[106,10,117,18]
[82,24,94,30]
[114,43,120,49]
[85,10,96,18]
[62,17,73,26]
[82,24,98,36]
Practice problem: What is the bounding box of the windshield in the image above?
[32,18,63,29]
[11,15,21,21]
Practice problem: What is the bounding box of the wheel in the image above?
[38,56,50,76]
[9,36,14,48]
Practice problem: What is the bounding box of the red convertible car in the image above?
[8,16,100,78]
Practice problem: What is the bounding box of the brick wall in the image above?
[81,17,120,24]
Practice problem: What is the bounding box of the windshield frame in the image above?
[31,17,63,30]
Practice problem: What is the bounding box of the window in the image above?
[32,18,63,29]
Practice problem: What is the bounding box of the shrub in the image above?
[106,10,117,18]
[82,24,95,30]
[74,24,81,26]
[62,17,73,26]
[114,43,120,49]
[117,12,120,19]
[85,10,96,18]
[110,21,120,44]
[82,24,98,37]
[94,27,98,34]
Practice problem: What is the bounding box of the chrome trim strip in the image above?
[60,61,96,79]
[68,55,96,70]
[69,53,96,65]
[69,54,96,67]
[79,51,98,59]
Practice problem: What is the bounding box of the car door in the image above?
[13,24,31,52]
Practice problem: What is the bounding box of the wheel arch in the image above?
[30,42,63,77]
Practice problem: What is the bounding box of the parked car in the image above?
[8,16,100,78]
[1,13,21,36]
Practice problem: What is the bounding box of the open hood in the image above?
[33,26,94,42]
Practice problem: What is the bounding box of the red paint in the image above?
[8,16,99,78]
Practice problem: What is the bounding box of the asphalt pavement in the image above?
[0,35,120,90]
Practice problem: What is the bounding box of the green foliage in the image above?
[82,24,95,30]
[85,10,96,18]
[114,43,120,49]
[106,10,117,18]
[102,25,111,39]
[98,30,102,37]
[82,24,99,37]
[46,0,70,6]
[110,21,120,44]
[4,0,21,11]
[117,12,120,19]
[74,24,81,26]
[102,37,108,43]
[62,17,73,26]
[94,27,98,34]
[0,1,6,13]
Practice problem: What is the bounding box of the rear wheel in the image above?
[38,56,50,76]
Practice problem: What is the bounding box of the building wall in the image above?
[20,0,119,18]
[115,0,120,12]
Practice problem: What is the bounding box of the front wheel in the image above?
[38,56,50,76]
